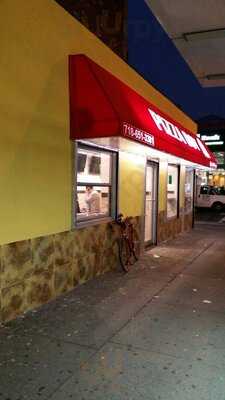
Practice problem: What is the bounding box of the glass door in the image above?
[144,162,158,245]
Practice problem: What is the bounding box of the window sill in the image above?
[73,216,113,230]
[166,215,179,221]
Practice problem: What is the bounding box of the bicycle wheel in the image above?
[118,238,131,272]
[130,231,140,264]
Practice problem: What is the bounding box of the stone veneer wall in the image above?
[0,217,141,323]
[183,212,194,232]
[157,210,193,243]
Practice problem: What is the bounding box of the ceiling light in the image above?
[183,28,225,42]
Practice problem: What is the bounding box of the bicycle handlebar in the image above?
[116,213,124,224]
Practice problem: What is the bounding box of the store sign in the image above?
[123,123,155,147]
[201,134,220,141]
[200,134,224,146]
[205,141,224,145]
[148,108,210,159]
[69,55,217,168]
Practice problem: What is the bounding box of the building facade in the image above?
[0,0,215,322]
[198,116,225,187]
[55,0,128,60]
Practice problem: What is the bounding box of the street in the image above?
[1,223,225,400]
[195,207,225,224]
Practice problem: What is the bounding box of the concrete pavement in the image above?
[0,224,225,399]
[195,207,225,223]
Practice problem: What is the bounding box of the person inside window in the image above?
[85,185,101,213]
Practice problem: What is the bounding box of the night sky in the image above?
[128,0,225,122]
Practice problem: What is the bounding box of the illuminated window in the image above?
[74,144,117,226]
[184,168,194,214]
[167,165,179,219]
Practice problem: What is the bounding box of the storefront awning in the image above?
[69,54,217,168]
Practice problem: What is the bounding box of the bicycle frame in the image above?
[116,214,139,272]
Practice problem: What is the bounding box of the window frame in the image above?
[166,164,180,220]
[184,167,194,215]
[73,141,118,228]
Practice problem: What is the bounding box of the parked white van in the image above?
[196,185,225,211]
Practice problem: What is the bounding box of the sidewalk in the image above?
[1,224,225,400]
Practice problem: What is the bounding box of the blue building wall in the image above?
[128,0,225,121]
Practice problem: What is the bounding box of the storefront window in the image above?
[167,165,179,219]
[75,144,117,225]
[184,168,194,214]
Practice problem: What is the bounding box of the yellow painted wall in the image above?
[0,0,196,244]
[119,152,145,216]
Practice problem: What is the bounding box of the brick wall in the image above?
[55,0,128,60]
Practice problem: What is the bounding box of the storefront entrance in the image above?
[144,162,158,246]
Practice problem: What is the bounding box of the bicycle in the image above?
[116,213,140,272]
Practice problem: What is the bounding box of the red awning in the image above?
[69,54,217,168]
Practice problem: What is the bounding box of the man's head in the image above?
[86,185,93,193]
